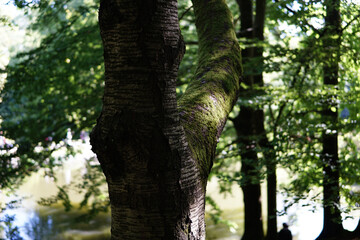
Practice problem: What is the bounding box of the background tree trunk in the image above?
[316,0,343,238]
[234,0,267,239]
[252,1,278,239]
[91,0,242,239]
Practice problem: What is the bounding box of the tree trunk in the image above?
[265,151,277,240]
[316,0,343,239]
[90,0,242,239]
[253,1,278,239]
[234,1,267,239]
[233,106,264,240]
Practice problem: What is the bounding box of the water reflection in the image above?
[1,187,359,240]
[1,141,359,240]
[24,212,56,239]
[2,206,111,240]
[0,142,111,240]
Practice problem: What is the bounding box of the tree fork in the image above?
[91,0,242,239]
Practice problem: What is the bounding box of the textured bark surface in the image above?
[316,0,343,239]
[179,0,242,182]
[90,0,242,239]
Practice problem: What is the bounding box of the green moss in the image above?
[178,0,242,184]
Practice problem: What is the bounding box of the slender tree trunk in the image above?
[316,0,343,239]
[253,1,278,239]
[265,151,277,240]
[233,106,264,240]
[234,1,267,239]
[90,0,242,239]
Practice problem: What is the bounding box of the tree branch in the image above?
[179,5,193,21]
[341,12,360,32]
[179,0,242,178]
[274,0,321,34]
[184,40,198,45]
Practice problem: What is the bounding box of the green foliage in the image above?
[1,0,360,233]
[38,185,72,211]
[0,0,201,220]
[75,157,109,219]
[271,0,360,205]
[212,0,360,219]
[205,196,238,232]
[37,157,109,220]
[0,16,13,28]
[0,0,103,189]
[0,0,200,189]
[178,0,198,96]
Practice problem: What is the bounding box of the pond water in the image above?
[3,205,111,240]
[1,142,359,240]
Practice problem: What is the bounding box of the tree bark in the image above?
[90,0,242,239]
[253,1,278,239]
[234,0,267,239]
[233,107,264,240]
[316,0,343,239]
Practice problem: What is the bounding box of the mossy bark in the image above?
[179,0,242,183]
[91,0,242,239]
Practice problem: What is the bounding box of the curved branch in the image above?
[179,0,242,178]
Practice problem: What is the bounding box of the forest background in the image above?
[1,0,360,239]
